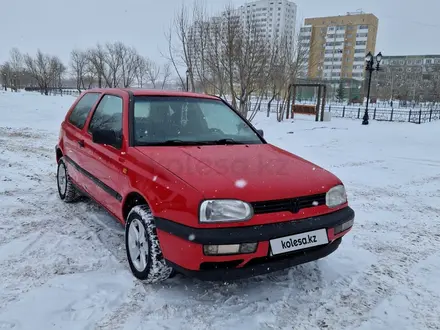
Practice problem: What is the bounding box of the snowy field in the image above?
[0,91,439,330]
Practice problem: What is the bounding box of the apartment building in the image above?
[372,55,440,101]
[189,0,298,55]
[238,0,297,46]
[187,0,298,90]
[380,55,440,75]
[299,12,379,81]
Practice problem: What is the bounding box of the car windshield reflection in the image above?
[133,96,263,146]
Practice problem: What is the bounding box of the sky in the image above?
[1,0,440,67]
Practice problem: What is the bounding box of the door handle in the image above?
[77,140,84,148]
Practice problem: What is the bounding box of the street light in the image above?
[362,51,382,125]
[186,68,191,92]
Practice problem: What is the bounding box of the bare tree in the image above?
[275,34,312,122]
[9,48,23,91]
[23,50,66,95]
[24,50,51,95]
[83,60,98,89]
[114,42,140,88]
[146,60,161,88]
[204,18,227,96]
[160,63,172,89]
[70,49,88,92]
[203,6,272,118]
[0,62,12,91]
[134,56,149,88]
[84,42,143,88]
[51,57,66,95]
[163,2,311,120]
[163,1,204,91]
[87,44,108,88]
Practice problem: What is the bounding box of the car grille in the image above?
[250,193,326,214]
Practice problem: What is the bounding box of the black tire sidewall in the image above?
[125,211,154,280]
[57,159,67,200]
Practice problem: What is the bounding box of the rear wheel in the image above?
[57,157,79,203]
[125,205,173,283]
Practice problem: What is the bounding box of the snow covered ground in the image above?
[0,91,439,330]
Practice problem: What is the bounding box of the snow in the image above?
[1,90,440,330]
[235,179,247,188]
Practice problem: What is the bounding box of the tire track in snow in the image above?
[0,128,130,315]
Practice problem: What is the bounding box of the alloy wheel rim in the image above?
[128,219,149,272]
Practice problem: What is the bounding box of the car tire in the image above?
[125,205,173,283]
[57,157,79,203]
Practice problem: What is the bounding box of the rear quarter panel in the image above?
[58,91,92,152]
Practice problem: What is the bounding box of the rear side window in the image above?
[68,93,101,129]
[88,95,123,134]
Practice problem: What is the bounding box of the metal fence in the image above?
[327,105,440,124]
[250,100,440,124]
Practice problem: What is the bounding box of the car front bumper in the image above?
[155,206,355,281]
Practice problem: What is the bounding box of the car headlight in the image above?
[326,185,347,208]
[199,199,253,223]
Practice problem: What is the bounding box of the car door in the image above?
[62,92,101,191]
[81,93,130,218]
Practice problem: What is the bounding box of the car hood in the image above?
[135,144,341,201]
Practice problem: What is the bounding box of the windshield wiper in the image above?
[138,139,246,146]
[210,138,245,145]
[138,139,211,146]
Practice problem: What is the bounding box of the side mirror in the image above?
[92,129,121,148]
[256,129,264,137]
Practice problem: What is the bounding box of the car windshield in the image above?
[133,96,263,146]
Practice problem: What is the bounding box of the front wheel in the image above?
[125,205,173,283]
[57,157,79,203]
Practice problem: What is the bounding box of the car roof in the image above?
[86,88,220,100]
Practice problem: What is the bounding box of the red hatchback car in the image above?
[55,88,355,283]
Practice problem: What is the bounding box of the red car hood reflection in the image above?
[135,144,341,201]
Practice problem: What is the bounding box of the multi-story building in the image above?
[187,0,298,91]
[299,12,379,81]
[189,0,298,58]
[238,0,297,46]
[380,55,440,76]
[373,55,440,102]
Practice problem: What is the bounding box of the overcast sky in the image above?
[1,0,440,66]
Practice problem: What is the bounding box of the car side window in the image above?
[88,94,123,136]
[68,93,101,129]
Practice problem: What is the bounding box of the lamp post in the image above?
[362,51,382,125]
[186,68,191,92]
